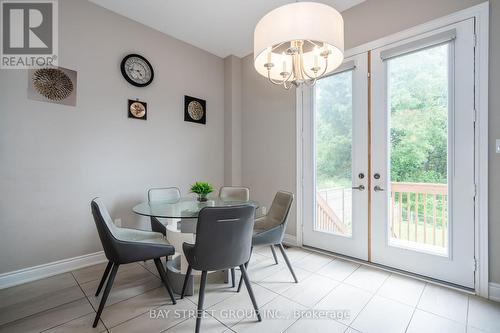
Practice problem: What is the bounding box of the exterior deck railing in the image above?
[316,182,448,247]
[316,192,347,234]
[390,182,448,247]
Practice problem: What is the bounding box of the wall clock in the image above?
[120,54,154,87]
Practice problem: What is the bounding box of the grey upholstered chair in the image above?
[237,191,297,292]
[180,205,261,333]
[218,186,250,286]
[148,187,181,235]
[219,186,250,201]
[91,198,176,328]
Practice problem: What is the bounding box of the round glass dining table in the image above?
[132,196,259,219]
[131,196,259,295]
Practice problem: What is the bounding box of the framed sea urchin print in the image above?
[28,67,77,106]
[128,99,147,120]
[184,95,206,125]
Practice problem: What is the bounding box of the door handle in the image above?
[374,185,385,192]
[352,185,365,191]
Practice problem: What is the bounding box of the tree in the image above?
[315,70,352,188]
[315,43,449,189]
[389,44,448,184]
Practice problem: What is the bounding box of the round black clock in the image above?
[120,54,154,87]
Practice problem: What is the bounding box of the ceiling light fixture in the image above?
[253,2,344,89]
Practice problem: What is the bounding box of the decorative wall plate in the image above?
[121,54,154,87]
[128,99,147,120]
[188,101,204,120]
[184,95,206,124]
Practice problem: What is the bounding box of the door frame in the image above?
[295,2,489,297]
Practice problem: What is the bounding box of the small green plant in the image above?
[190,182,214,201]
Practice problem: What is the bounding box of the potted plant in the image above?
[190,182,214,202]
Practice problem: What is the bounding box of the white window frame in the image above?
[295,2,489,297]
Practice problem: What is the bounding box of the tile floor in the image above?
[0,246,499,333]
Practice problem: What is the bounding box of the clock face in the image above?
[120,54,154,87]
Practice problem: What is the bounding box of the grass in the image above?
[391,219,448,248]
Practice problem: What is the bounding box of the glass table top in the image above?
[132,196,259,219]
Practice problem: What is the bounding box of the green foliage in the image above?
[388,44,448,184]
[315,70,352,189]
[190,182,214,197]
[315,44,449,189]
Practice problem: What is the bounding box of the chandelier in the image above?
[254,2,344,89]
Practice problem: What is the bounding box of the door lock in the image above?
[358,173,365,179]
[374,173,381,179]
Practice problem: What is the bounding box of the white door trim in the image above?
[296,85,304,247]
[295,1,488,297]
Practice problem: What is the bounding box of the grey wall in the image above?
[342,0,485,49]
[241,55,297,235]
[0,0,225,274]
[239,0,500,283]
[224,56,243,186]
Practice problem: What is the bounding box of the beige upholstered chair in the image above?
[237,191,297,292]
[219,186,250,202]
[147,187,181,235]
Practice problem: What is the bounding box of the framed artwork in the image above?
[28,67,77,106]
[184,95,206,124]
[128,99,147,120]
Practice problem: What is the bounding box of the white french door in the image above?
[302,53,369,260]
[371,19,476,288]
[302,18,476,288]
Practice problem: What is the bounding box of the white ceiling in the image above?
[89,0,365,58]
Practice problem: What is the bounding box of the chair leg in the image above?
[231,268,236,288]
[154,258,176,305]
[270,245,279,264]
[180,265,192,299]
[236,264,245,292]
[195,271,208,333]
[278,243,298,283]
[95,261,113,297]
[237,246,253,293]
[240,264,262,322]
[93,264,118,328]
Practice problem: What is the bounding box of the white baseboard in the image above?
[489,282,500,302]
[282,233,298,246]
[0,251,107,289]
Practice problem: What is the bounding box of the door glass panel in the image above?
[315,70,353,237]
[387,44,449,255]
